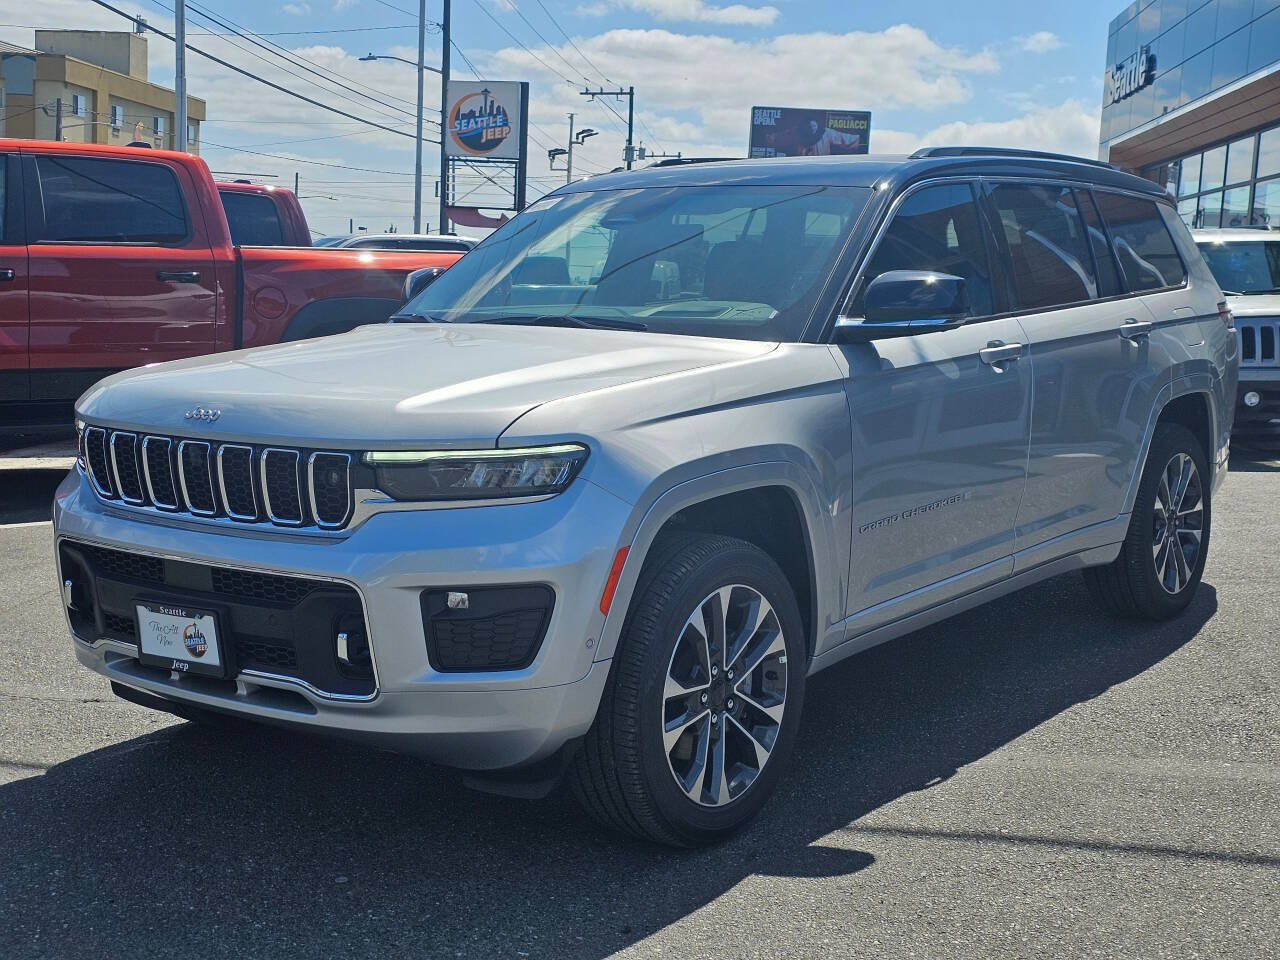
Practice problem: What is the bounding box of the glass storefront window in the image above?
[1201,144,1228,192]
[1178,197,1198,228]
[1225,135,1256,185]
[1178,153,1202,196]
[1197,190,1224,228]
[1252,178,1280,228]
[1222,186,1251,227]
[1257,127,1280,180]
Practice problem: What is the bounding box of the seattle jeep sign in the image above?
[1105,46,1156,106]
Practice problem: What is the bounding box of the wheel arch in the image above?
[1124,378,1218,515]
[593,462,839,669]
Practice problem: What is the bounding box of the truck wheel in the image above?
[570,534,806,846]
[1083,423,1211,620]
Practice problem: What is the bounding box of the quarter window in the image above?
[857,182,994,318]
[1094,191,1187,291]
[34,155,187,244]
[989,183,1096,310]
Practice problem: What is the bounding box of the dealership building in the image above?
[1101,0,1280,228]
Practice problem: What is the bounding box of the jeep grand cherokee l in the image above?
[53,147,1238,846]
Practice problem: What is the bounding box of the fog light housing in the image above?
[1244,390,1262,408]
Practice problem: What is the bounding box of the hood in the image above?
[77,323,776,447]
[1224,292,1280,317]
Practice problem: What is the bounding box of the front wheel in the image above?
[1084,423,1211,619]
[570,534,806,846]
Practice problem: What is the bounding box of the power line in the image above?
[468,0,577,87]
[200,138,421,173]
[0,21,419,35]
[530,0,614,84]
[87,0,429,141]
[504,1,593,84]
[148,0,432,125]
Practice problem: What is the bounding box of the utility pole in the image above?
[294,171,299,195]
[580,86,636,170]
[412,0,426,233]
[54,98,62,141]
[438,0,451,235]
[565,113,574,184]
[174,0,187,150]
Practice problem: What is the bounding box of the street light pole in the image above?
[413,0,426,233]
[438,0,451,236]
[565,113,574,185]
[174,0,187,150]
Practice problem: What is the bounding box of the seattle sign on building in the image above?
[1105,46,1156,106]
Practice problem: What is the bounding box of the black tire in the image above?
[1083,422,1211,619]
[570,534,807,846]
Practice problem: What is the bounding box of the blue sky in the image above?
[3,0,1125,234]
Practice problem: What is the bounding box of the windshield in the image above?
[1196,239,1280,293]
[401,184,870,341]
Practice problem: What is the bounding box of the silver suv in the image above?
[55,147,1239,846]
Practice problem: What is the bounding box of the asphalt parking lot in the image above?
[1,452,1277,960]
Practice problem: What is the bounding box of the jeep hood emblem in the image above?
[184,406,221,423]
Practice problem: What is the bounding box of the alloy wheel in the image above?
[1152,452,1204,595]
[661,584,788,807]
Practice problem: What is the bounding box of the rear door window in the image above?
[220,191,285,246]
[34,155,187,244]
[989,182,1096,310]
[857,182,995,317]
[1094,191,1187,291]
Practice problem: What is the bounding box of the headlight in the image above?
[362,444,588,501]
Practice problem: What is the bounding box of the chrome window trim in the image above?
[307,451,352,530]
[56,534,380,703]
[176,440,217,517]
[217,443,259,521]
[141,436,178,510]
[260,447,304,527]
[84,426,115,499]
[108,432,145,505]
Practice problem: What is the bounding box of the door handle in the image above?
[156,270,202,283]
[979,341,1024,366]
[0,268,15,282]
[1120,317,1153,340]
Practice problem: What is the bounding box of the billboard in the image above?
[748,106,871,158]
[446,80,527,161]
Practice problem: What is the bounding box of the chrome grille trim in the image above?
[84,427,115,499]
[307,452,352,530]
[141,436,178,510]
[176,440,217,517]
[1238,317,1280,367]
[261,448,304,526]
[108,432,144,505]
[217,444,258,521]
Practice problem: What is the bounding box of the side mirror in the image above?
[834,270,970,342]
[402,266,445,303]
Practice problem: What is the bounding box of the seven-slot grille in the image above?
[1238,317,1279,367]
[81,427,354,529]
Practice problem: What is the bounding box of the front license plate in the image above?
[135,602,225,678]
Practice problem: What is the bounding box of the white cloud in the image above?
[1018,31,1062,53]
[874,98,1102,160]
[582,0,779,26]
[282,3,313,15]
[332,0,357,11]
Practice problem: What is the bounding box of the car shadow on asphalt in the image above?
[0,469,67,524]
[0,575,1217,959]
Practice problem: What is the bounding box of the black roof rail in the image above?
[648,156,741,167]
[910,146,1117,170]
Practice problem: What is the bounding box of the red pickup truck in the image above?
[216,181,312,247]
[0,140,463,433]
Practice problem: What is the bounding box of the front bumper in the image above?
[1235,368,1280,426]
[53,469,632,770]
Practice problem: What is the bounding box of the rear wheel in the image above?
[1084,423,1211,619]
[570,534,806,846]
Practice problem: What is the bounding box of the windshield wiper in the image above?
[477,314,649,331]
[388,310,449,323]
[1240,286,1280,295]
